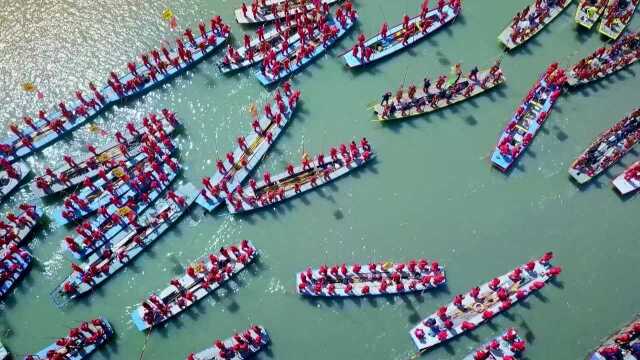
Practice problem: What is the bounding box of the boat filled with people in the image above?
[0,160,29,202]
[51,145,177,225]
[296,259,445,297]
[612,161,640,195]
[490,63,566,172]
[255,4,357,86]
[462,328,527,360]
[30,110,180,198]
[372,61,505,122]
[342,0,462,68]
[569,107,640,184]
[24,318,114,360]
[235,0,342,24]
[0,203,42,249]
[587,314,640,359]
[196,84,300,212]
[567,32,640,86]
[0,18,228,163]
[599,0,639,40]
[409,252,561,352]
[498,0,572,50]
[62,160,180,260]
[0,245,32,299]
[186,325,270,360]
[52,183,198,306]
[226,139,373,213]
[131,241,258,331]
[575,0,609,29]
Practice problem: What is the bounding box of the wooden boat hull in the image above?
[462,328,525,360]
[63,161,179,260]
[575,0,608,29]
[255,16,355,86]
[50,148,174,225]
[131,241,258,331]
[191,325,270,360]
[587,314,640,360]
[490,70,562,172]
[0,162,29,202]
[28,317,114,360]
[1,206,43,247]
[372,69,505,122]
[0,248,32,298]
[409,255,559,351]
[566,32,640,86]
[599,0,639,40]
[498,0,572,50]
[29,114,179,197]
[53,183,198,306]
[227,146,373,213]
[235,0,341,24]
[343,5,460,68]
[0,25,226,163]
[568,108,640,184]
[196,90,299,212]
[296,261,445,297]
[218,19,301,74]
[612,161,640,195]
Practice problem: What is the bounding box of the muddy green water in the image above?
[0,0,638,359]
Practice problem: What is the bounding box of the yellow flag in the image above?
[162,8,174,21]
[21,82,37,92]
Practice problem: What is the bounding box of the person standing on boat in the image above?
[380,91,392,106]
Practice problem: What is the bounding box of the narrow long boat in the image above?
[256,13,356,86]
[0,204,43,249]
[63,162,180,260]
[462,328,526,360]
[342,3,461,68]
[0,18,228,164]
[218,18,303,73]
[226,143,373,213]
[0,161,29,202]
[490,65,565,172]
[0,340,8,360]
[567,32,640,86]
[409,253,561,352]
[587,314,640,359]
[51,149,174,225]
[576,0,609,29]
[187,325,270,360]
[599,0,639,40]
[196,86,300,212]
[52,183,198,306]
[498,0,573,50]
[569,108,640,184]
[131,241,258,331]
[296,259,445,297]
[25,317,114,360]
[0,247,32,299]
[30,110,180,197]
[372,66,505,122]
[235,0,341,24]
[612,161,640,194]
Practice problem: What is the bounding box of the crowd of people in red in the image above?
[24,318,111,360]
[497,64,566,159]
[186,325,267,360]
[139,241,256,326]
[570,32,640,82]
[226,138,371,212]
[507,0,569,45]
[298,258,442,296]
[472,328,526,360]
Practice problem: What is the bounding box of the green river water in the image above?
[0,0,638,359]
